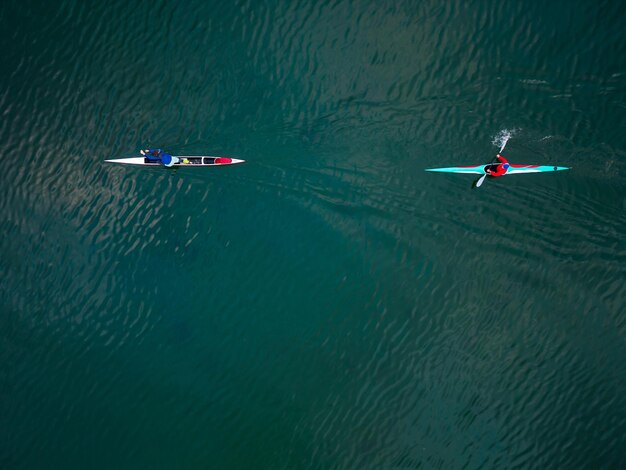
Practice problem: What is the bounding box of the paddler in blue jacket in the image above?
[140,148,179,167]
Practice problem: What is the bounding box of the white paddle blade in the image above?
[475,173,487,187]
[499,137,509,154]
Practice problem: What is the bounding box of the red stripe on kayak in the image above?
[509,164,539,168]
[215,157,232,164]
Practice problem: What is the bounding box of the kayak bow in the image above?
[425,164,569,175]
[105,156,245,167]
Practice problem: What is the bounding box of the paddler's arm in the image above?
[496,154,509,164]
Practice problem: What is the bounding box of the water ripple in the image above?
[2,0,626,467]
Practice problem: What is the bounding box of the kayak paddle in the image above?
[475,138,509,188]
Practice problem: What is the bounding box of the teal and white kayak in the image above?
[425,163,570,175]
[105,156,245,167]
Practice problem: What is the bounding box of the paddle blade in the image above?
[496,129,512,154]
[475,173,487,187]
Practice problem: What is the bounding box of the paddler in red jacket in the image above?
[486,154,510,177]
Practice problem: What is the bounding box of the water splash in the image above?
[492,129,516,153]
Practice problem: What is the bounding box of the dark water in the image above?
[1,0,625,467]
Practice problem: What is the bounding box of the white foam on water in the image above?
[492,129,517,153]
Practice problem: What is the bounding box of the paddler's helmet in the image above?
[503,163,510,169]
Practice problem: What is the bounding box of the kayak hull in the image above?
[425,164,570,175]
[105,156,245,167]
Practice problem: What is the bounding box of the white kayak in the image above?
[105,156,245,167]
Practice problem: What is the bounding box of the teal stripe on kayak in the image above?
[426,165,570,174]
